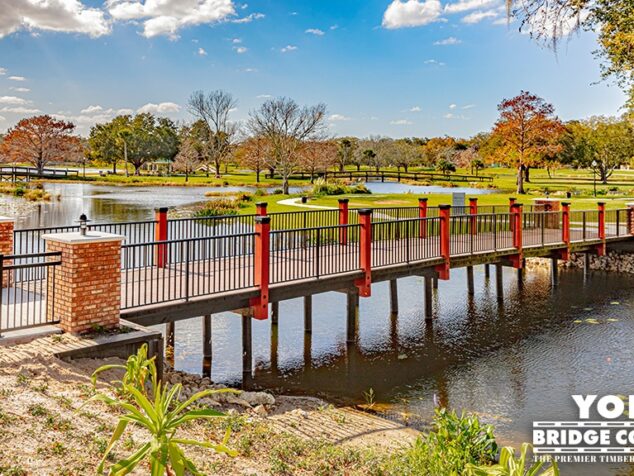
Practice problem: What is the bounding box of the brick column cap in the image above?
[42,231,125,244]
[0,216,15,223]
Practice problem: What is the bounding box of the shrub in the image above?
[194,198,240,217]
[466,443,559,475]
[311,178,372,196]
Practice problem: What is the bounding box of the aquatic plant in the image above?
[466,443,559,476]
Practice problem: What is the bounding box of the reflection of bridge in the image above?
[266,169,493,183]
[0,166,79,182]
[2,200,633,376]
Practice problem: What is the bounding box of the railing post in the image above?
[509,197,516,212]
[510,203,523,268]
[597,201,606,256]
[250,216,270,320]
[435,205,451,280]
[561,202,570,260]
[354,209,372,297]
[155,207,168,269]
[418,198,428,239]
[256,202,268,217]
[469,197,478,236]
[338,198,349,245]
[627,203,634,236]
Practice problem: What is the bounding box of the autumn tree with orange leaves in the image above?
[491,91,564,194]
[234,136,271,183]
[0,115,82,174]
[299,140,338,182]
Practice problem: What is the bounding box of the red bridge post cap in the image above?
[418,197,428,203]
[469,197,478,201]
[256,202,268,208]
[510,203,522,209]
[438,204,451,210]
[358,209,372,215]
[254,216,271,224]
[561,202,570,207]
[155,207,168,213]
[597,202,606,206]
[509,197,516,201]
[338,198,349,204]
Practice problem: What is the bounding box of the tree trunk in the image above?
[214,159,221,179]
[516,165,525,194]
[524,165,530,183]
[356,164,361,172]
[339,161,344,172]
[112,160,117,174]
[282,177,290,195]
[256,168,260,183]
[185,171,189,182]
[404,164,408,173]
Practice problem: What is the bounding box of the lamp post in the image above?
[591,160,598,197]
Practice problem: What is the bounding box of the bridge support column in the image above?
[495,264,504,301]
[202,315,212,378]
[43,229,124,334]
[583,253,591,278]
[270,317,279,371]
[346,290,359,343]
[433,277,439,290]
[466,266,474,295]
[484,264,490,279]
[0,217,14,288]
[304,295,312,334]
[242,315,252,376]
[389,279,398,315]
[551,258,559,286]
[424,276,433,320]
[271,301,279,325]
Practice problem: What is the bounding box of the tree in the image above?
[336,137,358,172]
[393,139,421,172]
[188,90,239,178]
[247,97,327,194]
[173,126,203,182]
[421,137,457,167]
[88,115,130,174]
[436,159,456,175]
[491,91,564,194]
[0,115,81,174]
[299,140,338,181]
[234,136,271,183]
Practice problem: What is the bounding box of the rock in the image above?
[241,391,275,406]
[253,404,268,417]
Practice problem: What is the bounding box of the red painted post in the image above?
[418,198,428,239]
[561,202,570,246]
[628,203,634,235]
[155,207,168,269]
[469,197,478,236]
[255,202,268,216]
[338,198,349,245]
[597,202,606,256]
[510,203,523,269]
[250,216,270,320]
[435,205,451,280]
[354,209,372,297]
[509,197,516,212]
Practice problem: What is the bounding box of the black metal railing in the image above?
[0,252,61,334]
[449,213,514,256]
[270,224,361,284]
[121,233,256,309]
[522,211,563,247]
[371,217,442,268]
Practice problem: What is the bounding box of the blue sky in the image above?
[0,0,627,138]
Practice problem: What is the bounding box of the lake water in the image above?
[7,181,633,474]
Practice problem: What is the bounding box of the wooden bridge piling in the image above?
[242,315,252,375]
[271,302,279,324]
[304,331,312,368]
[202,315,212,378]
[389,279,399,315]
[346,290,359,343]
[495,264,504,301]
[467,266,475,295]
[270,320,279,371]
[551,258,559,286]
[304,295,313,334]
[424,276,433,320]
[166,321,175,366]
[484,264,490,279]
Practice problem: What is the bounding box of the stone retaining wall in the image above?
[527,250,634,274]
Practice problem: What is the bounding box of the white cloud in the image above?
[137,102,181,114]
[462,10,498,23]
[242,67,258,72]
[281,45,298,53]
[80,105,103,114]
[1,106,40,114]
[523,4,589,38]
[10,87,30,92]
[424,59,446,66]
[230,12,265,23]
[444,112,467,119]
[107,0,236,39]
[0,68,6,75]
[256,94,272,99]
[0,96,29,105]
[0,115,6,122]
[329,114,351,121]
[390,119,413,125]
[198,47,207,56]
[330,24,338,30]
[444,0,498,13]
[449,103,457,109]
[117,108,134,115]
[492,17,512,25]
[382,0,443,29]
[232,37,242,43]
[8,76,26,81]
[234,46,247,53]
[305,28,324,36]
[409,106,422,112]
[462,104,476,109]
[434,36,461,45]
[0,0,110,38]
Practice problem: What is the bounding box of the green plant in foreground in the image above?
[89,345,238,475]
[466,443,559,476]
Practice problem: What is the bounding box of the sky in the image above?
[0,0,628,138]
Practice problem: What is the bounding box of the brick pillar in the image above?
[0,217,14,288]
[435,205,451,280]
[469,197,478,236]
[355,209,372,297]
[418,198,428,238]
[338,199,349,245]
[43,231,124,334]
